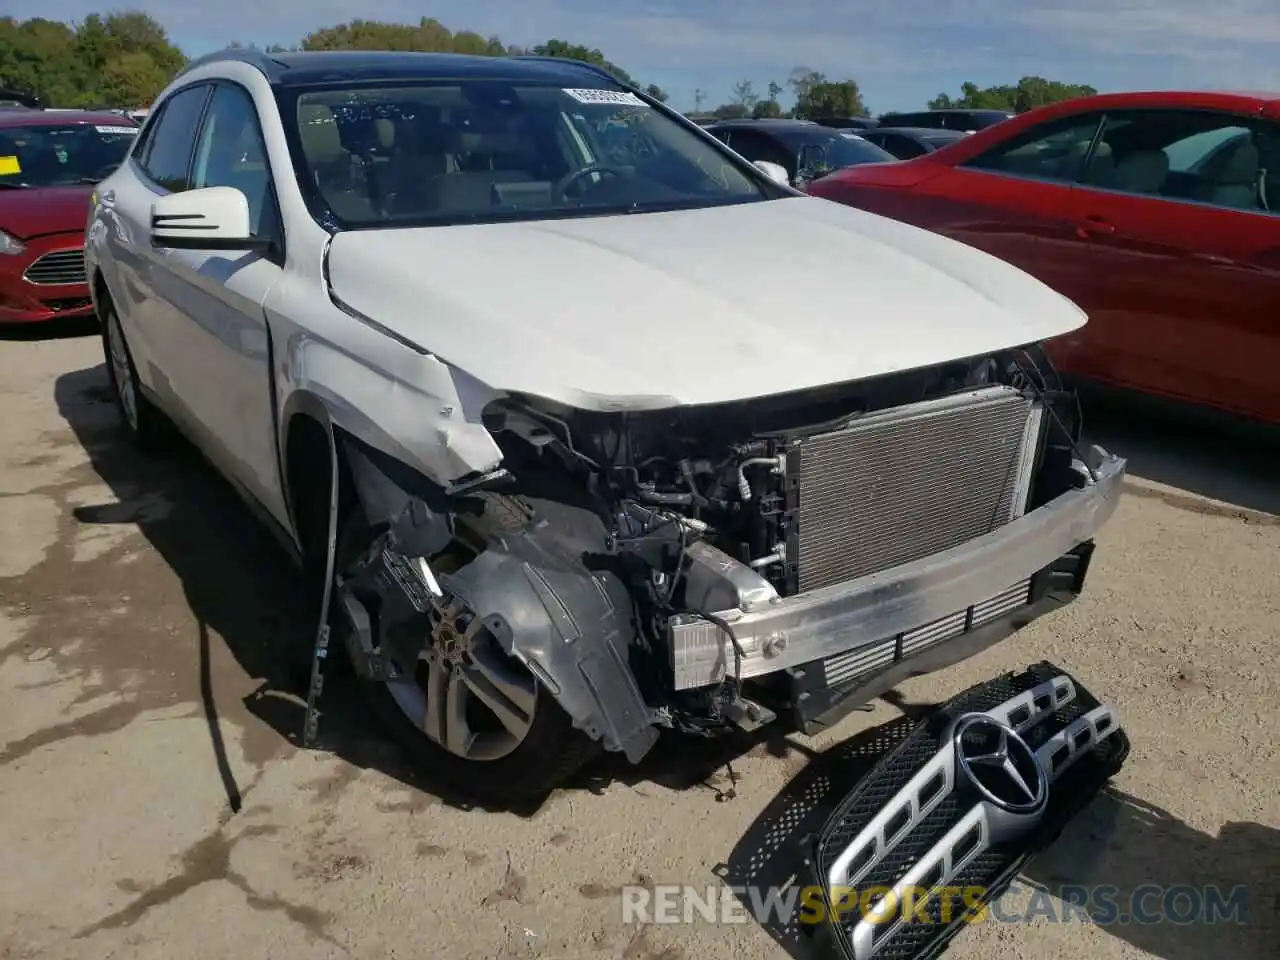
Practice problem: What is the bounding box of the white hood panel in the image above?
[326,196,1086,410]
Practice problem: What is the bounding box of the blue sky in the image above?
[12,0,1280,113]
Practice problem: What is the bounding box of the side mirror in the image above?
[752,160,791,186]
[150,186,270,252]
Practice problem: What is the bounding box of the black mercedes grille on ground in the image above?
[810,662,1129,960]
[23,248,86,286]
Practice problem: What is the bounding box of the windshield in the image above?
[0,121,136,188]
[779,129,895,174]
[288,81,769,227]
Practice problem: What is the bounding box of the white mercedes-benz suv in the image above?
[84,49,1125,802]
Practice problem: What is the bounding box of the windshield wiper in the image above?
[0,182,30,189]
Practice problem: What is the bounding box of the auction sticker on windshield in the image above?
[95,125,137,135]
[0,156,19,175]
[563,88,646,106]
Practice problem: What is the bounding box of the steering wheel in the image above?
[554,164,626,199]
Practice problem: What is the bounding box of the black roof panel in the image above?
[867,126,968,139]
[705,119,818,130]
[221,50,625,88]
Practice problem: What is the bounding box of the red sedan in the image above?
[808,91,1280,425]
[0,109,138,325]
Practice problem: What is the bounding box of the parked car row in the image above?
[0,106,139,323]
[701,118,895,187]
[877,108,1015,133]
[5,77,1277,430]
[809,109,1015,134]
[858,126,969,159]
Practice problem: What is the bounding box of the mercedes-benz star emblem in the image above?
[952,713,1049,814]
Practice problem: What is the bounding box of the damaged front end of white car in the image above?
[316,339,1125,804]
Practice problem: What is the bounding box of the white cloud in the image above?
[1024,0,1280,47]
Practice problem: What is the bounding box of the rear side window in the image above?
[130,104,172,168]
[138,85,211,192]
[1082,109,1273,211]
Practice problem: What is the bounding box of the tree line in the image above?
[708,71,1098,121]
[925,77,1098,114]
[0,10,1096,120]
[0,12,671,108]
[701,68,869,121]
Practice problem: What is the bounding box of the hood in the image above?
[325,196,1086,411]
[823,157,951,189]
[0,185,93,239]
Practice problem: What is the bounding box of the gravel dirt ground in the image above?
[1,322,1277,960]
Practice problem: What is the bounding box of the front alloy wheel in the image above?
[335,494,599,802]
[105,312,138,432]
[100,302,173,452]
[388,596,539,762]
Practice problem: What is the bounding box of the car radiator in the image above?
[786,385,1044,594]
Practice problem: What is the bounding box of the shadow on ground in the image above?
[1079,387,1280,517]
[1021,790,1279,960]
[723,732,1278,960]
[0,315,99,342]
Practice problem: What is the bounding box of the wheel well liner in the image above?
[286,415,660,763]
[438,503,660,762]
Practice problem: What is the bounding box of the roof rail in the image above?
[509,55,629,87]
[177,47,288,81]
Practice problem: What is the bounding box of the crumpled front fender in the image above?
[439,503,660,763]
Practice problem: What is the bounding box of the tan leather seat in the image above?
[1257,136,1280,211]
[297,103,347,171]
[374,118,395,153]
[1110,150,1169,195]
[1206,140,1260,209]
[380,113,452,215]
[297,103,376,220]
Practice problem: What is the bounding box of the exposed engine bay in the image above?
[331,343,1096,767]
[487,345,1080,587]
[494,350,1064,570]
[488,347,1082,707]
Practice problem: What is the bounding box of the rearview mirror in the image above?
[797,143,828,174]
[150,186,270,252]
[752,160,790,186]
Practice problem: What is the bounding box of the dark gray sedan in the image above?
[702,119,896,187]
[859,126,969,159]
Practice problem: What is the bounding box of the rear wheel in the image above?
[101,301,173,452]
[335,492,599,801]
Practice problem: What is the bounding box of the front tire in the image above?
[334,493,600,802]
[101,301,173,452]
